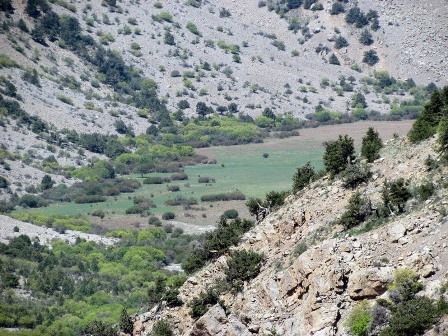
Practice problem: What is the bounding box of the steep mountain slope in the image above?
[0,0,445,195]
[136,135,448,335]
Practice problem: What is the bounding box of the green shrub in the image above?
[0,176,9,188]
[292,162,315,193]
[165,197,197,206]
[18,194,48,208]
[91,209,105,218]
[162,212,175,220]
[330,2,345,15]
[56,94,74,105]
[345,301,371,336]
[74,195,107,204]
[200,191,246,202]
[339,192,371,229]
[125,205,146,214]
[361,127,383,162]
[225,250,264,291]
[149,320,174,336]
[323,135,355,177]
[186,22,201,35]
[198,176,215,183]
[334,36,349,49]
[223,209,239,219]
[363,50,379,66]
[167,185,180,192]
[341,162,372,189]
[143,177,164,184]
[189,287,222,319]
[329,53,340,65]
[415,180,435,201]
[148,216,162,226]
[382,179,411,214]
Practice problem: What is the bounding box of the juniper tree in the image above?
[292,162,315,193]
[323,135,355,177]
[361,127,383,162]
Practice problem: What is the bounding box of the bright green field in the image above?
[20,121,413,219]
[23,137,324,217]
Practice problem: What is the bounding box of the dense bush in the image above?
[200,191,246,202]
[363,49,379,66]
[225,250,264,291]
[361,127,383,162]
[74,195,107,204]
[150,319,174,336]
[382,178,411,214]
[223,209,239,219]
[167,185,180,192]
[334,36,349,49]
[330,2,345,15]
[345,6,368,28]
[165,197,198,206]
[323,135,355,177]
[189,287,222,319]
[341,162,372,189]
[143,177,164,184]
[162,212,175,220]
[292,162,315,193]
[198,176,215,183]
[345,301,371,336]
[339,192,372,229]
[18,194,48,208]
[0,176,9,188]
[182,217,254,274]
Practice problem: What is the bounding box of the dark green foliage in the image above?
[363,49,379,66]
[164,31,175,45]
[223,209,239,219]
[323,135,355,177]
[0,0,14,13]
[339,192,371,229]
[83,320,118,336]
[143,177,164,184]
[167,185,180,192]
[437,116,448,158]
[329,53,340,65]
[264,190,289,209]
[21,68,41,87]
[26,0,49,18]
[303,0,316,9]
[219,7,231,17]
[345,6,368,28]
[74,195,107,204]
[225,250,264,291]
[200,191,246,202]
[91,209,106,218]
[162,212,175,220]
[361,127,383,162]
[352,92,367,108]
[359,29,373,45]
[182,218,254,274]
[334,35,349,49]
[0,175,9,188]
[382,179,411,214]
[18,194,48,208]
[287,0,302,9]
[148,216,162,226]
[40,174,54,190]
[164,197,197,206]
[177,100,189,109]
[340,162,372,189]
[119,308,133,334]
[330,2,345,15]
[189,287,222,319]
[415,180,435,201]
[125,205,147,214]
[150,319,173,336]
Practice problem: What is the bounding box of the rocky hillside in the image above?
[135,134,448,335]
[0,0,445,194]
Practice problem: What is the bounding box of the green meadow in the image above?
[19,121,413,221]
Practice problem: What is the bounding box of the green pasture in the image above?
[22,136,325,217]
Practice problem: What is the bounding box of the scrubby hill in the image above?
[135,132,448,335]
[0,0,445,195]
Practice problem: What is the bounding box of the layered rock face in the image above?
[135,136,448,336]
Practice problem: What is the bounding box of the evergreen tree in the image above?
[120,308,133,334]
[361,127,383,162]
[287,0,303,10]
[292,162,315,193]
[40,175,54,190]
[323,135,355,177]
[339,191,371,229]
[408,86,448,143]
[437,117,448,159]
[363,49,379,66]
[359,29,373,45]
[329,53,340,65]
[0,0,14,13]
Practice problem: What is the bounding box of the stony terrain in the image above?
[135,135,448,335]
[0,214,119,245]
[0,0,446,194]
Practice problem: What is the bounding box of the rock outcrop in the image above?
[135,136,448,335]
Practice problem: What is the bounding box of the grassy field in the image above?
[19,120,413,228]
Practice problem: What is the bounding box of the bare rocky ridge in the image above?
[135,135,448,335]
